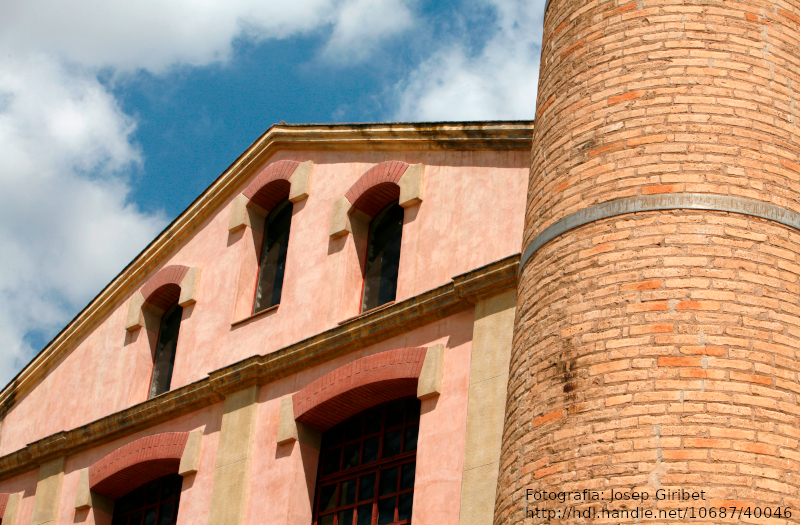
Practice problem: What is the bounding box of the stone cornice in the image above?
[0,121,534,419]
[0,254,519,480]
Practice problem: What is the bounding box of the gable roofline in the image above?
[0,120,535,417]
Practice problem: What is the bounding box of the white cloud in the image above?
[395,0,545,121]
[323,0,415,63]
[0,0,417,386]
[0,0,547,387]
[0,0,414,73]
[0,55,165,384]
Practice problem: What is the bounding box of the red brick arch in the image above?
[345,161,410,217]
[243,160,300,211]
[293,347,427,431]
[89,432,189,500]
[140,265,189,310]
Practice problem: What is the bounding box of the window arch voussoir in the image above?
[124,265,201,331]
[290,345,443,432]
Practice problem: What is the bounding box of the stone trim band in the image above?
[520,193,800,273]
[0,121,533,419]
[0,254,517,483]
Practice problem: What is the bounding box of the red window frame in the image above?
[147,301,182,399]
[313,397,421,525]
[110,473,182,525]
[251,198,293,314]
[358,201,404,314]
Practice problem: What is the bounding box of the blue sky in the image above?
[113,0,529,216]
[0,0,545,384]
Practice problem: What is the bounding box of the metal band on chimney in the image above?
[520,193,800,273]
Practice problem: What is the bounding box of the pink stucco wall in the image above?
[245,310,473,525]
[0,311,473,525]
[0,148,525,466]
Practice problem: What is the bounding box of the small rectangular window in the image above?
[361,203,404,313]
[254,199,292,313]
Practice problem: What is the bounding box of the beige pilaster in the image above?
[208,386,259,525]
[4,492,21,525]
[417,343,444,400]
[459,291,516,525]
[397,163,424,207]
[276,397,321,449]
[227,195,268,234]
[178,428,204,476]
[30,457,65,525]
[178,267,202,307]
[74,468,115,515]
[288,160,314,203]
[124,291,146,331]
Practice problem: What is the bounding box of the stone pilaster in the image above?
[208,386,259,525]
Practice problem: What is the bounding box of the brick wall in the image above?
[524,0,800,245]
[500,0,800,523]
[501,211,800,522]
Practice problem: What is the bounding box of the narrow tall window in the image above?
[314,398,420,525]
[111,474,182,525]
[361,202,404,313]
[254,199,292,313]
[149,302,182,399]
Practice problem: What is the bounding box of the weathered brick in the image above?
[501,0,800,522]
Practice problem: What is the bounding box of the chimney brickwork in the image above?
[499,0,800,522]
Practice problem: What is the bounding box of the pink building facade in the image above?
[0,122,532,525]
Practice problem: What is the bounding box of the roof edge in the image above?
[0,121,534,415]
[0,254,518,479]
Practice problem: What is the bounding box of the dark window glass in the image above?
[359,473,376,501]
[314,398,420,525]
[406,400,420,423]
[343,443,361,470]
[323,448,342,476]
[378,498,396,525]
[385,401,405,428]
[363,437,379,463]
[383,431,402,458]
[398,494,413,521]
[254,199,292,313]
[339,508,354,525]
[320,484,338,512]
[361,202,404,313]
[356,504,372,525]
[340,479,357,506]
[112,474,182,525]
[403,427,418,452]
[149,302,182,399]
[379,467,398,495]
[400,463,415,491]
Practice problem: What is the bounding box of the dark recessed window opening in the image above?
[361,202,404,313]
[254,199,293,314]
[314,397,420,525]
[149,302,182,399]
[111,473,182,525]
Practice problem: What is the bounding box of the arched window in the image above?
[149,301,182,399]
[253,198,292,313]
[111,473,182,525]
[361,202,404,313]
[314,397,419,525]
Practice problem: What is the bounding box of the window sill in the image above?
[231,304,279,327]
[338,301,395,326]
